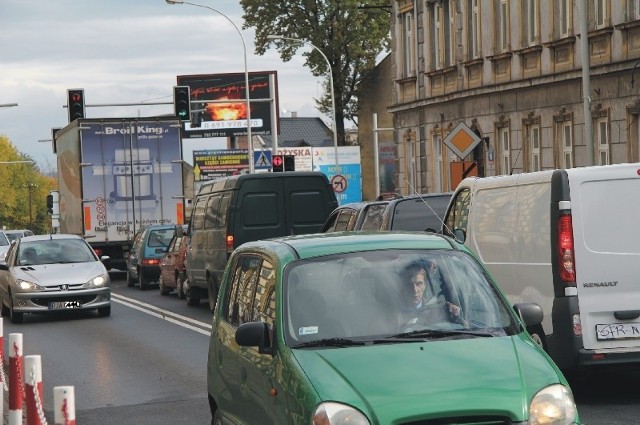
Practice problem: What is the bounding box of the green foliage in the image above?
[241,0,390,145]
[0,135,57,234]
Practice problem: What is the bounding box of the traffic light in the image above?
[272,155,295,172]
[67,89,85,122]
[46,194,54,215]
[284,155,295,171]
[173,86,191,121]
[272,155,284,172]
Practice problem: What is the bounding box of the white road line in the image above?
[111,293,212,336]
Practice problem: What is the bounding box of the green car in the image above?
[207,232,580,425]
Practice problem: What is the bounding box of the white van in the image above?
[442,163,640,371]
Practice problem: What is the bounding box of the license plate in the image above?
[596,323,640,340]
[49,301,82,309]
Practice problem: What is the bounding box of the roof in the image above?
[241,232,462,261]
[258,117,334,148]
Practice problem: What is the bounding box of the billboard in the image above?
[177,71,279,139]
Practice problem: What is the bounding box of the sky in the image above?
[0,0,327,173]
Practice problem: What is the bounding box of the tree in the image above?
[241,0,390,146]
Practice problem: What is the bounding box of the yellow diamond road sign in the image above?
[443,122,481,159]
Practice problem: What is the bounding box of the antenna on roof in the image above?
[404,178,454,237]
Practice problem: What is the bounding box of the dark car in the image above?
[126,224,178,289]
[158,231,189,298]
[321,193,453,233]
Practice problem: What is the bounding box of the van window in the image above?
[360,204,387,230]
[219,193,231,228]
[205,195,221,229]
[192,196,207,230]
[444,189,471,236]
[243,193,278,226]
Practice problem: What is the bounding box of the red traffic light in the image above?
[272,155,283,167]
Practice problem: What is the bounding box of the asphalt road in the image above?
[1,270,639,424]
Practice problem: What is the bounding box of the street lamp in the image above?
[266,35,340,173]
[24,183,38,231]
[165,0,254,173]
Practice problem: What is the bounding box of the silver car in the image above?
[0,231,11,262]
[0,234,111,323]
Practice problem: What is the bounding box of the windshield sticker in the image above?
[299,326,319,336]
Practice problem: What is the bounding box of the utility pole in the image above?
[25,183,38,231]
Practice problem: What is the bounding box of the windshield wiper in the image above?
[388,329,496,339]
[292,337,367,348]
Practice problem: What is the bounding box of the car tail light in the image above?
[226,235,234,254]
[142,258,161,266]
[94,248,103,256]
[557,214,576,285]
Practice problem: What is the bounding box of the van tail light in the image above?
[557,214,576,285]
[142,259,161,266]
[226,235,234,254]
[94,248,103,256]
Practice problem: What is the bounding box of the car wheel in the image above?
[186,280,200,306]
[528,325,548,351]
[97,306,111,317]
[159,275,171,295]
[126,270,136,287]
[1,295,9,317]
[212,409,223,425]
[9,295,23,324]
[177,272,186,300]
[207,275,218,313]
[138,268,148,290]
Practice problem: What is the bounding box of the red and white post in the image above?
[25,354,45,425]
[8,333,23,425]
[54,386,75,425]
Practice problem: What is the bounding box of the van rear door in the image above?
[283,174,337,235]
[569,163,640,351]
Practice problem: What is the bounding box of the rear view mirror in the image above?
[513,302,543,327]
[453,228,466,243]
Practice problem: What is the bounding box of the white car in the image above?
[0,234,111,323]
[0,231,11,262]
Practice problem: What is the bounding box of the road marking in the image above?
[111,293,212,336]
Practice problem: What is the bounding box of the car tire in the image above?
[138,268,149,290]
[186,280,200,306]
[126,270,136,287]
[207,275,218,313]
[159,275,171,295]
[9,295,23,324]
[1,297,9,317]
[177,272,186,300]
[98,306,111,317]
[528,325,548,351]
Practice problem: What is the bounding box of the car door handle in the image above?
[614,310,640,320]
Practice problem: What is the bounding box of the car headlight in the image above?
[84,275,108,288]
[15,280,45,291]
[313,402,370,425]
[529,384,578,425]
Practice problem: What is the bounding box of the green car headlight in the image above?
[313,402,370,425]
[529,384,578,425]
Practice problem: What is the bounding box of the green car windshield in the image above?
[283,249,519,346]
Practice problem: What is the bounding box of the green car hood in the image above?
[291,335,563,423]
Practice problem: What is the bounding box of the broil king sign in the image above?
[177,71,279,139]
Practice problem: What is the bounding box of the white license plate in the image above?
[596,323,640,340]
[49,301,82,309]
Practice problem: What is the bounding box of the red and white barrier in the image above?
[8,332,23,425]
[54,386,76,425]
[25,354,45,425]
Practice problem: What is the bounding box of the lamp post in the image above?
[24,183,38,231]
[165,0,254,174]
[266,35,339,173]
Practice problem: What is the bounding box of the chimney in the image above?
[291,111,297,118]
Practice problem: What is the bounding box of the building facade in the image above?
[390,0,640,194]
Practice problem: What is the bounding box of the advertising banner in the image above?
[177,71,278,139]
[312,146,362,204]
[79,120,183,241]
[192,149,249,181]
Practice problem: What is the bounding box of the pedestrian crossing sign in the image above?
[254,151,272,170]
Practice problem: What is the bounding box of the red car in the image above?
[158,234,189,298]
